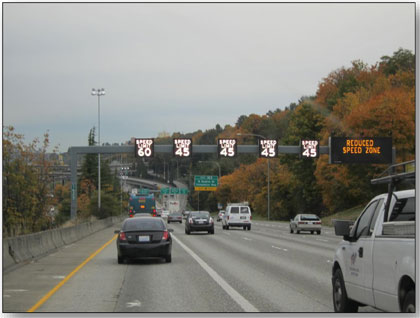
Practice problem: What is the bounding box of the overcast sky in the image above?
[2,3,415,152]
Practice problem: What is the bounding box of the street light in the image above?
[237,132,271,221]
[91,88,105,212]
[198,160,221,179]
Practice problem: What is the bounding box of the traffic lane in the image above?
[113,232,244,312]
[205,222,379,313]
[34,225,243,312]
[171,222,332,312]
[251,220,338,239]
[2,225,121,312]
[212,224,337,274]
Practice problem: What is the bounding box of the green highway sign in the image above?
[139,188,150,195]
[160,187,188,195]
[194,175,218,191]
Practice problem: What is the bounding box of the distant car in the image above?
[217,210,225,222]
[161,210,170,218]
[115,217,173,263]
[290,214,321,234]
[168,212,182,224]
[185,211,214,235]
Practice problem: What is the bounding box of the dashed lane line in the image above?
[172,234,259,312]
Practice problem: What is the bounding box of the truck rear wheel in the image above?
[402,289,415,312]
[332,268,358,312]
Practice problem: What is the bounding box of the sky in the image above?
[2,2,416,153]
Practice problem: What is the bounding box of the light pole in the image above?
[198,160,221,179]
[91,88,105,212]
[120,166,129,215]
[237,133,270,221]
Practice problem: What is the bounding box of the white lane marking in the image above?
[4,289,28,292]
[271,246,288,252]
[172,234,258,312]
[52,275,66,279]
[316,238,329,242]
[3,295,11,298]
[327,260,333,263]
[126,300,142,308]
[242,237,252,241]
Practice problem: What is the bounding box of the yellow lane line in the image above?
[27,234,118,312]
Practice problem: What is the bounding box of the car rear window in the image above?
[240,207,250,214]
[192,212,209,218]
[230,207,239,213]
[300,215,320,221]
[123,219,165,231]
[389,197,415,222]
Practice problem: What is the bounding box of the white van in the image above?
[222,203,252,230]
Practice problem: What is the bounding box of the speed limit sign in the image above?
[135,138,154,158]
[300,139,319,159]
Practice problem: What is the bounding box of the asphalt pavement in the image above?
[2,219,379,313]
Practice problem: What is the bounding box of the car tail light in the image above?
[210,218,214,224]
[315,221,321,224]
[298,221,305,224]
[119,231,127,241]
[250,215,252,220]
[227,216,230,220]
[189,218,193,224]
[129,214,133,218]
[162,230,169,241]
[153,209,156,213]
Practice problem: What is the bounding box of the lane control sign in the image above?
[135,138,154,158]
[218,138,237,158]
[300,140,320,159]
[259,139,278,158]
[173,138,192,157]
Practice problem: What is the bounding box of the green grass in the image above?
[321,205,364,227]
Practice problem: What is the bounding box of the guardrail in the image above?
[3,215,126,272]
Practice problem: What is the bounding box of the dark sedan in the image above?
[185,211,214,235]
[168,212,182,224]
[115,217,173,264]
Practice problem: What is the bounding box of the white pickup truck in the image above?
[332,161,415,313]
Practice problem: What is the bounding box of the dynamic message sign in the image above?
[194,175,218,191]
[135,138,154,158]
[173,138,192,157]
[329,137,392,164]
[300,140,320,159]
[218,138,237,158]
[259,139,278,158]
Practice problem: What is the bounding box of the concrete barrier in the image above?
[3,240,16,269]
[3,215,125,272]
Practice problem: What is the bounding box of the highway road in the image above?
[3,219,379,313]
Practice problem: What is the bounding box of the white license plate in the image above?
[138,236,150,242]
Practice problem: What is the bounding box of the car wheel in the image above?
[332,268,358,312]
[317,230,321,235]
[226,225,229,230]
[297,230,300,234]
[248,225,251,231]
[290,227,293,233]
[402,289,415,312]
[222,225,226,230]
[168,221,170,224]
[311,231,314,234]
[165,254,172,263]
[243,226,246,230]
[117,256,124,264]
[211,230,214,234]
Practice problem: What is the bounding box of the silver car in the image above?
[290,214,322,234]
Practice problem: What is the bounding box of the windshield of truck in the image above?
[390,197,415,221]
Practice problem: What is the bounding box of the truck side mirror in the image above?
[333,220,352,239]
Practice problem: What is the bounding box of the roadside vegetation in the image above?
[3,48,414,236]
